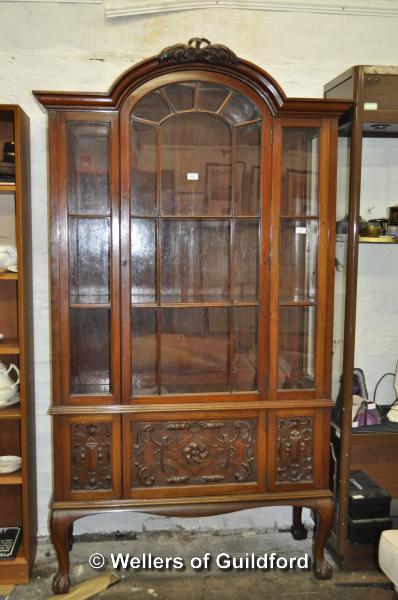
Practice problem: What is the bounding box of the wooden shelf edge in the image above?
[0,184,16,193]
[0,273,18,281]
[0,471,22,485]
[0,339,20,355]
[0,406,21,419]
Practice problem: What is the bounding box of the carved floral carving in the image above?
[133,419,256,487]
[276,417,314,483]
[71,423,113,491]
[159,37,239,65]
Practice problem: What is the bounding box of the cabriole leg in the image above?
[50,510,74,594]
[311,498,334,579]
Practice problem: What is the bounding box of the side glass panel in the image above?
[278,127,320,390]
[281,128,319,216]
[130,82,262,396]
[278,306,316,389]
[67,122,110,214]
[70,308,111,394]
[66,120,112,396]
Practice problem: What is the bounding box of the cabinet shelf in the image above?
[0,339,19,355]
[0,184,16,193]
[0,273,18,281]
[0,471,22,485]
[0,406,21,420]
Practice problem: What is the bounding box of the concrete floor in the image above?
[2,529,397,599]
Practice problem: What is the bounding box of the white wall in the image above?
[1,2,398,536]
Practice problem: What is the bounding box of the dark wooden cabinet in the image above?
[324,65,398,567]
[35,39,350,593]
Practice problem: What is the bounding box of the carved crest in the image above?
[159,37,239,65]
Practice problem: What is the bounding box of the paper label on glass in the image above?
[187,172,199,180]
[364,102,378,110]
[296,226,307,234]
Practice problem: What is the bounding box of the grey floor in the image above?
[3,529,397,599]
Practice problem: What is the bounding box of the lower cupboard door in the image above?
[267,408,329,492]
[123,412,262,498]
[54,415,122,501]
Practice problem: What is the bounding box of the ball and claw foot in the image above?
[313,558,333,580]
[53,572,70,595]
[290,524,308,540]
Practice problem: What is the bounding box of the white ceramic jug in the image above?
[0,360,20,404]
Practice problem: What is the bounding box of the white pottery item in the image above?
[0,456,22,474]
[0,244,17,273]
[0,361,20,404]
[0,393,20,409]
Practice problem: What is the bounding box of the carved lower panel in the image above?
[276,417,314,483]
[71,423,113,491]
[132,419,257,488]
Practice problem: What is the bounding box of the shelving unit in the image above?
[0,106,36,584]
[325,66,398,568]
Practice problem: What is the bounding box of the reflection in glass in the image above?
[131,121,157,216]
[132,90,171,122]
[233,307,258,391]
[235,122,261,215]
[278,306,316,389]
[161,220,230,302]
[70,308,111,394]
[131,219,157,303]
[234,220,259,302]
[279,220,318,303]
[69,217,110,304]
[131,308,157,395]
[160,113,232,215]
[160,307,229,393]
[198,82,231,112]
[222,91,260,124]
[163,82,195,111]
[67,122,110,215]
[281,128,320,216]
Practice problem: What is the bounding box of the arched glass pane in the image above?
[198,82,231,112]
[222,91,260,124]
[160,113,232,215]
[132,90,171,122]
[162,82,195,111]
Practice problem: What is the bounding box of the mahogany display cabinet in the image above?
[34,39,351,593]
[0,106,36,584]
[324,66,398,567]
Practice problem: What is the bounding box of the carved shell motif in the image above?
[159,37,239,65]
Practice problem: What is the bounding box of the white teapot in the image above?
[0,244,17,273]
[0,361,20,404]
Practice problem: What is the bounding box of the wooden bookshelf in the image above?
[0,106,36,584]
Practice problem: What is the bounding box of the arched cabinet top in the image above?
[34,38,351,118]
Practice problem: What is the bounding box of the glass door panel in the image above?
[131,218,157,304]
[160,113,232,216]
[160,307,229,394]
[130,121,157,216]
[160,219,230,303]
[130,81,263,397]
